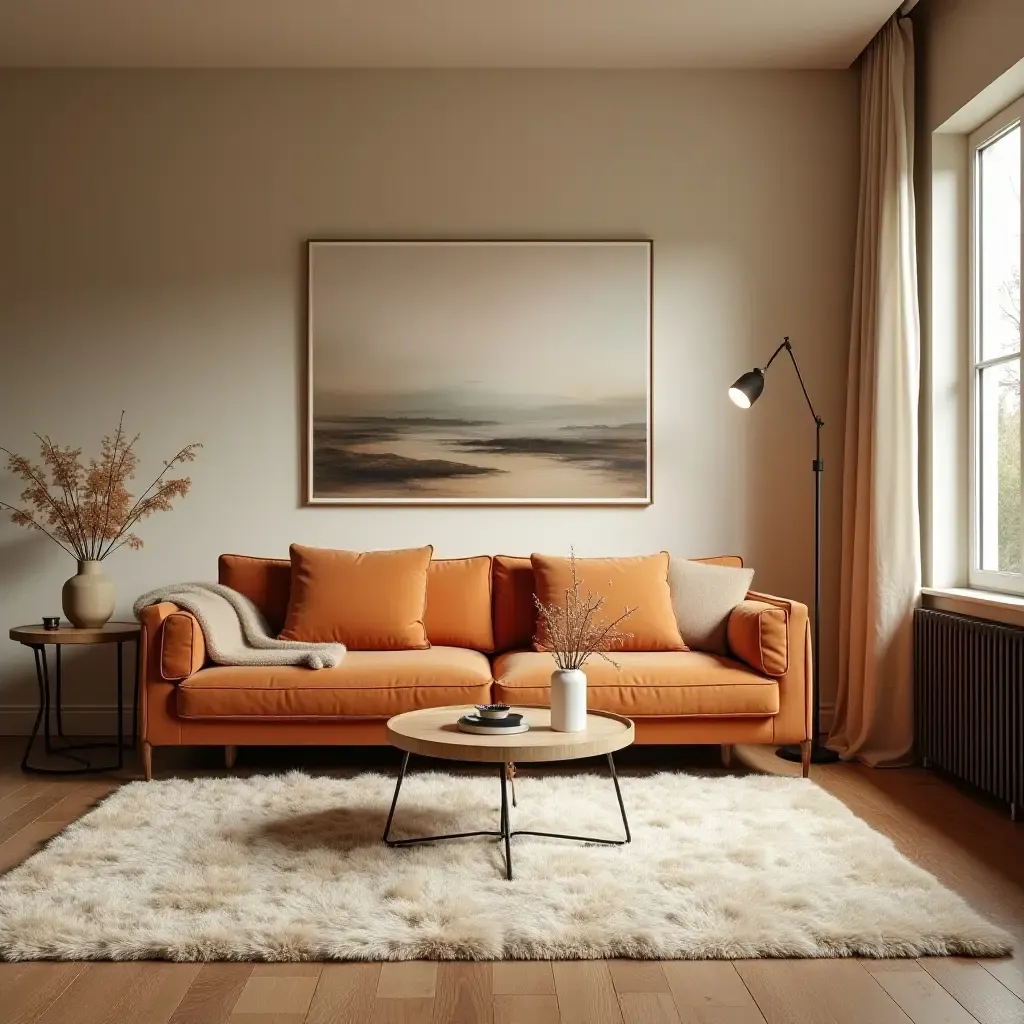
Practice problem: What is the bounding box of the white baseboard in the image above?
[0,705,135,737]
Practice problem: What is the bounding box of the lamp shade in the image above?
[728,368,765,409]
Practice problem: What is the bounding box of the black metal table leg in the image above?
[499,763,513,880]
[512,753,631,847]
[45,645,89,765]
[54,645,65,740]
[382,751,410,843]
[19,638,137,775]
[381,751,631,879]
[116,641,124,770]
[21,646,49,773]
[607,752,631,843]
[41,645,55,753]
[34,646,51,754]
[21,644,88,774]
[383,750,505,850]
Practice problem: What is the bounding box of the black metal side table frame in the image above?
[13,629,141,775]
[382,751,631,881]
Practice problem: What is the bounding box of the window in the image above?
[971,99,1023,594]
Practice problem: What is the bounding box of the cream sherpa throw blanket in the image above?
[134,582,345,669]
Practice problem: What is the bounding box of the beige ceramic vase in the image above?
[61,560,115,628]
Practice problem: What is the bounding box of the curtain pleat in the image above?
[829,17,921,767]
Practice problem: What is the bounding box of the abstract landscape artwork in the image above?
[306,240,651,504]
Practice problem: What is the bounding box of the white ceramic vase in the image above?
[61,559,115,628]
[550,668,588,732]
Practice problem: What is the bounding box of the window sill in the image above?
[921,587,1024,629]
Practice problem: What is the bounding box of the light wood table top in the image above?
[386,705,634,764]
[9,622,141,645]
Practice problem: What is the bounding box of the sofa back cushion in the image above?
[280,544,433,649]
[220,551,493,650]
[219,553,292,634]
[491,553,744,654]
[492,555,536,653]
[219,549,745,653]
[531,552,687,652]
[424,556,495,652]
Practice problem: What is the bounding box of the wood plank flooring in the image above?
[0,740,1021,1024]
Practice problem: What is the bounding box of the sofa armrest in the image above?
[161,611,207,680]
[741,590,812,745]
[139,602,207,683]
[727,600,789,677]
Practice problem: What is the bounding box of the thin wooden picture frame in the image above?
[305,238,653,506]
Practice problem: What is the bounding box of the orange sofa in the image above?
[137,553,813,778]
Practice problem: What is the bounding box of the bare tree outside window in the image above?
[997,171,1021,571]
[976,121,1021,580]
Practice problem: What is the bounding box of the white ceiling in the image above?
[0,0,900,70]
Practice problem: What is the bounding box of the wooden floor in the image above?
[0,740,1022,1024]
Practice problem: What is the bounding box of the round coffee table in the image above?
[384,705,634,880]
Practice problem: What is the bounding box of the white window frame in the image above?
[969,96,1024,595]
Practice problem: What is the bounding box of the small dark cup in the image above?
[42,616,60,631]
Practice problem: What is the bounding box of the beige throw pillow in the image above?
[668,558,755,655]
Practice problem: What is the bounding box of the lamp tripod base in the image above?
[777,742,839,765]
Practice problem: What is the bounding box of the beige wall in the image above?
[0,70,858,731]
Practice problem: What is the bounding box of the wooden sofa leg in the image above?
[720,744,733,769]
[801,739,811,779]
[142,741,153,781]
[225,745,237,770]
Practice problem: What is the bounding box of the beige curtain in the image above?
[829,16,921,767]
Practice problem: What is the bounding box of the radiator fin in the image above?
[914,608,1024,809]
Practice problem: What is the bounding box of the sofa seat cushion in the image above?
[492,651,779,718]
[177,647,492,720]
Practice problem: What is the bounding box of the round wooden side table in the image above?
[384,705,635,880]
[9,622,141,775]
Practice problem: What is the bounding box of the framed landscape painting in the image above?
[306,240,652,505]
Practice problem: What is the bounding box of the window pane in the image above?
[979,359,1021,573]
[978,125,1021,360]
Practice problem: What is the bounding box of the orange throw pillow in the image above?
[280,544,433,650]
[531,552,688,653]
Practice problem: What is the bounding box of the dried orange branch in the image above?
[0,501,77,556]
[2,419,201,562]
[97,444,201,559]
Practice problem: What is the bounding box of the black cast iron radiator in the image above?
[914,607,1024,819]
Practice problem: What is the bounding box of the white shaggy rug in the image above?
[0,770,1011,961]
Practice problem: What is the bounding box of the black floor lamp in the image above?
[728,337,839,766]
